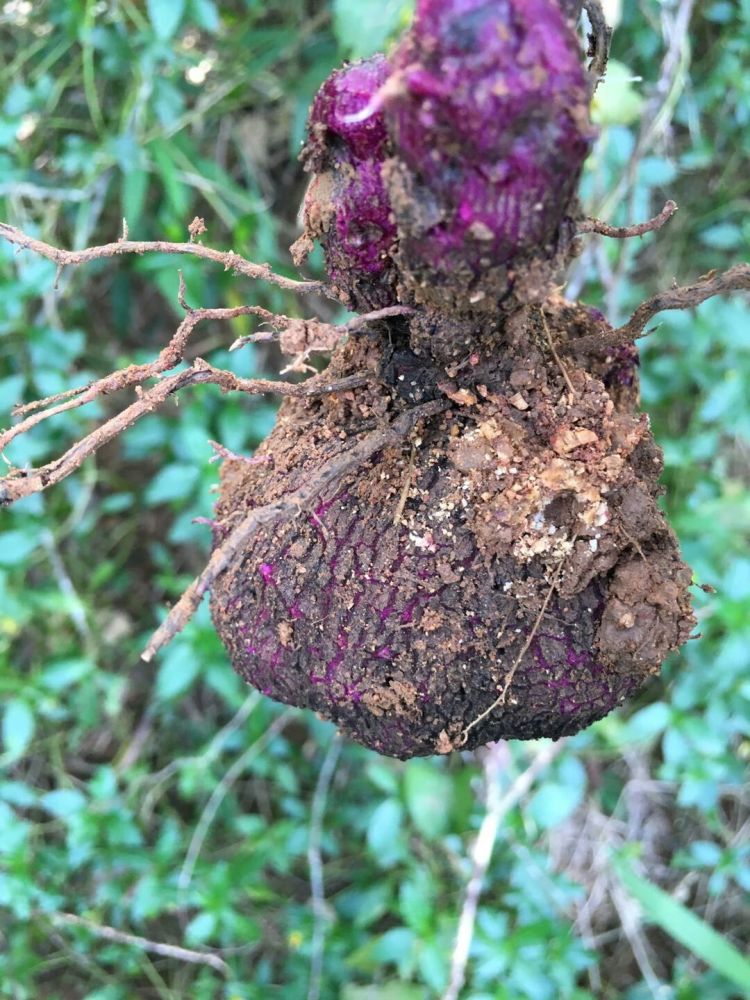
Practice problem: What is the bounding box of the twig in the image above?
[579,200,678,239]
[582,0,612,89]
[229,306,414,357]
[459,549,569,746]
[539,308,577,399]
[442,740,568,1000]
[208,441,272,466]
[40,526,92,644]
[177,270,190,311]
[178,710,294,892]
[0,362,370,506]
[609,882,665,998]
[307,734,343,1000]
[138,693,261,821]
[567,263,750,354]
[116,706,157,775]
[0,221,326,296]
[393,444,417,525]
[3,302,318,448]
[142,398,448,662]
[48,912,230,976]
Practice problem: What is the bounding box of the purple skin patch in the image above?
[532,629,636,717]
[303,56,399,310]
[386,0,594,296]
[307,55,391,165]
[217,489,633,757]
[604,343,640,388]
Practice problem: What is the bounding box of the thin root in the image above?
[0,221,327,297]
[1,303,354,456]
[230,304,415,356]
[459,548,570,746]
[568,262,750,355]
[579,200,678,239]
[540,307,578,398]
[0,363,370,506]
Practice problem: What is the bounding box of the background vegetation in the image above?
[0,1,748,997]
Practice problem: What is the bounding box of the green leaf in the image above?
[144,463,199,505]
[367,798,405,867]
[41,789,87,818]
[623,702,671,743]
[366,760,401,796]
[333,0,413,58]
[0,375,25,412]
[0,782,38,808]
[149,141,191,218]
[188,0,219,32]
[0,530,39,567]
[529,782,582,830]
[613,856,750,993]
[700,223,743,249]
[2,700,35,762]
[403,762,452,840]
[185,911,216,945]
[147,0,186,40]
[156,641,202,701]
[40,658,94,692]
[122,168,150,231]
[592,60,644,126]
[398,875,433,934]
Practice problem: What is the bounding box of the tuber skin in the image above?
[384,0,595,312]
[297,0,595,316]
[207,0,699,758]
[293,55,399,312]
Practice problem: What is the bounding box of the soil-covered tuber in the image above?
[2,3,747,759]
[211,306,695,758]
[204,0,706,757]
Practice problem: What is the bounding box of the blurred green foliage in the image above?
[0,1,749,997]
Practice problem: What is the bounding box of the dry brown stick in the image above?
[579,200,678,239]
[460,549,569,745]
[142,398,449,662]
[442,739,569,1000]
[393,444,417,526]
[307,733,343,1000]
[583,0,612,88]
[2,304,292,450]
[13,383,92,416]
[0,221,326,296]
[567,263,750,355]
[48,911,229,976]
[0,362,370,506]
[540,307,577,399]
